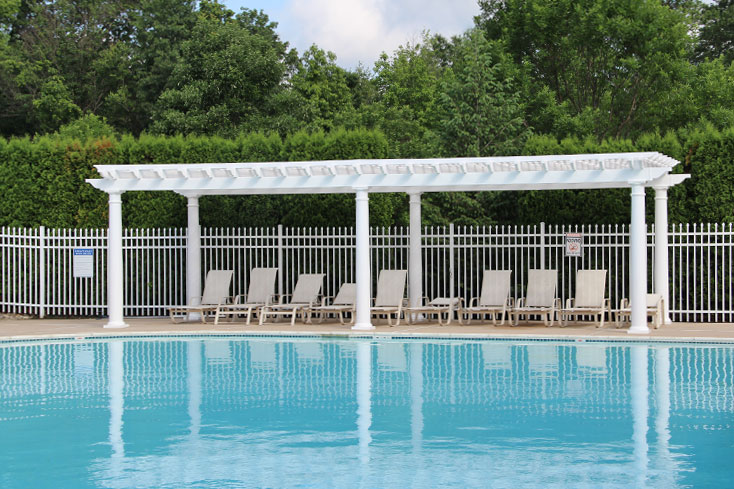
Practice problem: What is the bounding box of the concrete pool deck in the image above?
[2,317,734,343]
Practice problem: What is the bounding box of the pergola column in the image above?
[352,189,374,330]
[409,192,423,314]
[654,186,672,324]
[105,192,127,328]
[629,184,649,334]
[186,195,202,321]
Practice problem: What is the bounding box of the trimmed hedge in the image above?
[0,126,732,228]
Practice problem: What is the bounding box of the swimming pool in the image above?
[1,337,732,488]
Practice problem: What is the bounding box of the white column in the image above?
[356,341,372,464]
[187,195,202,321]
[630,345,649,486]
[352,189,374,330]
[654,186,672,324]
[409,193,423,320]
[105,192,127,328]
[629,184,649,334]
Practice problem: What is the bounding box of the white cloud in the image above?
[277,0,480,68]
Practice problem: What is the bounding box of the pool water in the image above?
[1,338,733,488]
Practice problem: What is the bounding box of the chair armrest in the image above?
[516,297,525,308]
[565,298,574,309]
[233,294,247,305]
[507,297,515,307]
[619,298,629,309]
[469,297,479,308]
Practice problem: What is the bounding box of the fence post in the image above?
[449,223,455,299]
[277,224,284,299]
[39,226,46,318]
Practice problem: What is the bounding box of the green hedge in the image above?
[1,126,732,228]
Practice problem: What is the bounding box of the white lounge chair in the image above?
[616,293,665,329]
[406,296,463,326]
[214,268,277,325]
[169,270,233,323]
[371,270,407,326]
[259,273,325,325]
[560,270,609,328]
[462,270,513,325]
[307,283,356,324]
[510,269,560,326]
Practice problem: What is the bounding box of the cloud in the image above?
[277,0,479,68]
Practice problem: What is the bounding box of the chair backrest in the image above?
[525,269,557,307]
[479,270,512,307]
[332,283,356,305]
[375,270,407,307]
[200,270,234,305]
[246,268,278,304]
[289,273,325,304]
[574,270,607,307]
[646,293,663,309]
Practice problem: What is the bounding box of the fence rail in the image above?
[1,223,733,322]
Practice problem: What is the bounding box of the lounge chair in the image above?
[371,270,407,326]
[307,283,356,325]
[615,293,665,329]
[462,270,513,325]
[214,268,277,325]
[510,269,560,326]
[169,270,233,323]
[406,296,463,326]
[560,270,609,328]
[259,273,325,325]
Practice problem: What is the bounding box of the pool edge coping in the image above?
[2,329,734,346]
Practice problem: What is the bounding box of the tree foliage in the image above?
[0,0,732,228]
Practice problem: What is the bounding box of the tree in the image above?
[437,29,529,157]
[150,4,294,136]
[695,0,734,64]
[100,0,198,134]
[368,37,443,157]
[289,45,357,132]
[478,0,693,140]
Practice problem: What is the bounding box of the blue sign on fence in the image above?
[73,248,94,278]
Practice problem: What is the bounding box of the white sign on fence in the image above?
[73,248,94,278]
[565,233,583,257]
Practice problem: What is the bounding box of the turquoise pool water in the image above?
[1,338,733,488]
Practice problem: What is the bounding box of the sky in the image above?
[223,0,480,69]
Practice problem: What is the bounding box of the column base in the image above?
[352,322,375,331]
[104,321,129,329]
[628,326,650,335]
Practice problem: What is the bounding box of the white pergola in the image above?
[87,152,689,334]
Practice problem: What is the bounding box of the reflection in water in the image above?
[0,339,733,488]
